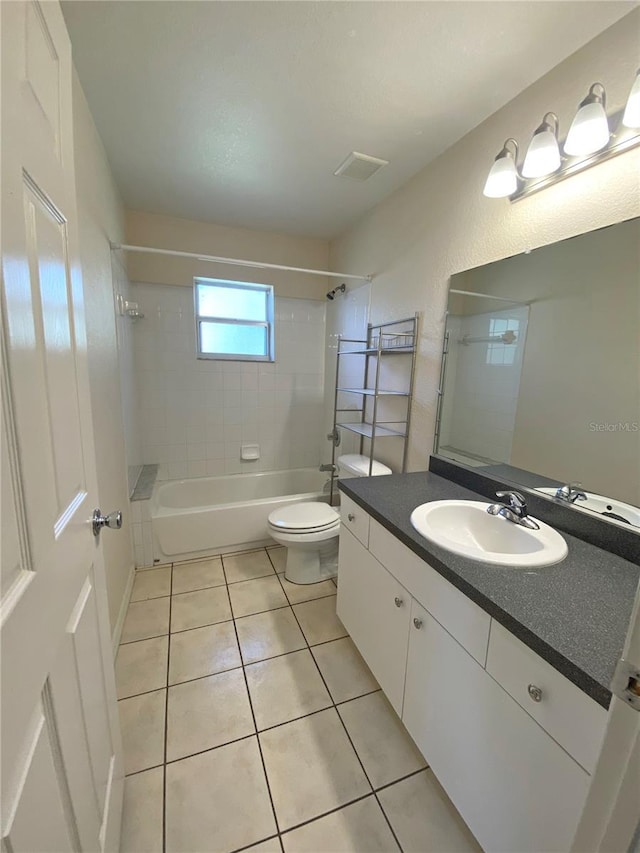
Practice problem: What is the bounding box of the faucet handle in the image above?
[496,490,527,512]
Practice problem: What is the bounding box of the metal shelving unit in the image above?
[328,314,419,503]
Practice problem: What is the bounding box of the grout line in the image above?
[277,791,376,838]
[164,732,258,768]
[162,562,174,853]
[280,579,407,850]
[374,765,428,794]
[124,761,165,779]
[122,550,417,849]
[229,609,282,837]
[170,581,228,595]
[230,834,282,853]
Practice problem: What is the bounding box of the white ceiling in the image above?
[62,1,633,239]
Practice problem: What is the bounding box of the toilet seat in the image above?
[268,502,339,535]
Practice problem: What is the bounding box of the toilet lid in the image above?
[337,454,392,477]
[269,502,340,533]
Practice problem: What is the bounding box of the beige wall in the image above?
[73,70,136,636]
[329,11,640,474]
[124,210,330,300]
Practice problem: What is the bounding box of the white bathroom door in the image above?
[1,2,123,850]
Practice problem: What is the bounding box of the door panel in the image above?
[24,176,86,522]
[1,2,123,849]
[4,707,75,853]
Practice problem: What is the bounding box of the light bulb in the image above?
[483,140,519,198]
[564,83,609,156]
[522,114,561,178]
[622,69,640,129]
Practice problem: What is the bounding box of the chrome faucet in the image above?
[487,490,540,530]
[555,482,587,504]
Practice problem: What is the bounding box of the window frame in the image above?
[194,277,275,362]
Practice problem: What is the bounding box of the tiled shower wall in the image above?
[440,306,529,463]
[131,282,326,480]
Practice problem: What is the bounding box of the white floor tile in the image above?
[236,607,306,664]
[245,649,332,730]
[378,769,481,852]
[292,596,346,646]
[116,636,168,699]
[118,689,166,775]
[279,575,337,606]
[224,549,276,583]
[166,668,254,762]
[172,557,225,594]
[169,621,241,685]
[311,637,379,704]
[170,586,232,632]
[130,566,172,602]
[120,767,163,852]
[259,708,370,831]
[338,691,425,789]
[266,546,286,574]
[165,737,277,853]
[229,574,288,618]
[121,598,170,644]
[281,795,398,853]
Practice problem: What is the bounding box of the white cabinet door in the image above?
[336,528,410,713]
[403,600,590,853]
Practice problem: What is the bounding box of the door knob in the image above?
[394,596,403,608]
[92,508,123,538]
[413,617,423,629]
[347,513,355,521]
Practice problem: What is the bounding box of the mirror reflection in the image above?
[436,217,640,529]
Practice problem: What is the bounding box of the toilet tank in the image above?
[337,454,392,478]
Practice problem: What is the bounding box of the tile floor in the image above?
[117,545,480,853]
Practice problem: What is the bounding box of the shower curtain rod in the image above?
[110,243,372,282]
[449,288,529,305]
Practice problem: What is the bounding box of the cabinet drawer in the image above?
[369,519,490,665]
[486,621,607,773]
[340,494,370,548]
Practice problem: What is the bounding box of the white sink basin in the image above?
[410,500,568,567]
[537,488,640,528]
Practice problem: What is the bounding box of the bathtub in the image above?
[151,467,328,561]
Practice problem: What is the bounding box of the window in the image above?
[486,316,520,366]
[195,278,275,361]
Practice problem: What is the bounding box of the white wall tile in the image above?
[131,285,326,480]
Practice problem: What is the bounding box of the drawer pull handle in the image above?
[413,617,423,629]
[347,513,355,522]
[394,596,403,608]
[528,684,543,703]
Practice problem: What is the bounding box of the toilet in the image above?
[267,454,392,584]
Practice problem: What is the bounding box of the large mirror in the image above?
[435,217,640,530]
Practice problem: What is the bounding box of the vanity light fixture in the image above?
[622,69,640,128]
[564,83,609,155]
[483,71,640,201]
[482,139,519,198]
[522,113,561,178]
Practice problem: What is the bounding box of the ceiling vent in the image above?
[334,151,389,181]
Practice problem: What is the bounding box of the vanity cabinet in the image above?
[336,526,409,713]
[336,513,608,853]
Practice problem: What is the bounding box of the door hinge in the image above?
[611,659,640,711]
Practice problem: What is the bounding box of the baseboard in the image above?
[112,563,135,657]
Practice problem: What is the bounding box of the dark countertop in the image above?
[339,471,640,708]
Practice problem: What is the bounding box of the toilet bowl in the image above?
[267,455,392,584]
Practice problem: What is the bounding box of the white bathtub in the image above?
[151,467,328,561]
